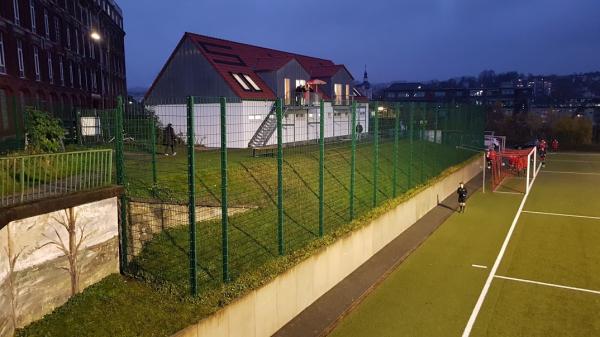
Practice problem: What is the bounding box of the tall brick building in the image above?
[0,0,126,143]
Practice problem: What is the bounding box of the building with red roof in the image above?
[145,32,369,149]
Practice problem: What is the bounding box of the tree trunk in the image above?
[67,208,79,295]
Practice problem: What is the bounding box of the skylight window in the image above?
[243,74,261,91]
[232,73,250,91]
[231,73,262,92]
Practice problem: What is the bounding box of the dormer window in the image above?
[231,73,262,92]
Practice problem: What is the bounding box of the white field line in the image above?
[492,176,507,192]
[461,162,541,337]
[494,191,522,195]
[549,159,600,163]
[522,210,600,220]
[542,171,600,176]
[548,152,600,157]
[472,264,488,269]
[494,275,600,296]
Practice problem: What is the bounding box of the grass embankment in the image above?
[125,139,469,291]
[18,140,474,337]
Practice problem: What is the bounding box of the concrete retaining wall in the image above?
[170,158,482,337]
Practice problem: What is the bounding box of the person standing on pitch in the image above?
[457,182,468,213]
[539,138,547,167]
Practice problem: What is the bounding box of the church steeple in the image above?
[362,64,370,90]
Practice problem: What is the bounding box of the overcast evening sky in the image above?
[119,0,600,89]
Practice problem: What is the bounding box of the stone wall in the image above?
[0,197,119,337]
[170,157,482,337]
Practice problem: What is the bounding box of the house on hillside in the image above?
[144,32,369,149]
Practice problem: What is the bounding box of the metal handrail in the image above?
[0,149,113,207]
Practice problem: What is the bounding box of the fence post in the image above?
[319,99,325,237]
[350,101,357,221]
[76,110,83,145]
[420,103,425,183]
[408,102,414,189]
[115,96,128,273]
[373,103,379,207]
[150,115,158,190]
[276,98,284,255]
[220,97,230,282]
[12,96,23,150]
[20,157,25,202]
[454,102,460,164]
[393,103,400,198]
[444,102,450,168]
[186,96,198,296]
[434,105,439,174]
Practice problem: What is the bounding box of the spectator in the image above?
[163,123,176,156]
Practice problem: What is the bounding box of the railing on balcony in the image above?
[0,149,113,207]
[333,95,354,106]
[283,93,359,107]
[286,92,323,107]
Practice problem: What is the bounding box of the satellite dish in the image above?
[356,124,364,133]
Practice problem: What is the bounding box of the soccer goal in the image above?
[489,147,538,194]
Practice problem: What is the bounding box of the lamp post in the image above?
[90,1,115,109]
[90,27,111,109]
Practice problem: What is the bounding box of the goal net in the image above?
[490,147,537,194]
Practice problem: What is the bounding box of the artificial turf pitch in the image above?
[329,152,600,337]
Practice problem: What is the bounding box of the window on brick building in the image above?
[13,0,21,26]
[30,0,36,31]
[0,33,6,74]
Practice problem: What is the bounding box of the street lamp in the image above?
[90,29,108,108]
[90,31,101,41]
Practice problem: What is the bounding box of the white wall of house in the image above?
[151,101,370,149]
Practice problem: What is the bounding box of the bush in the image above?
[553,116,593,145]
[25,107,65,153]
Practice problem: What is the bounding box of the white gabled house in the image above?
[144,32,369,149]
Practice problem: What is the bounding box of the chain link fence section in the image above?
[107,97,484,296]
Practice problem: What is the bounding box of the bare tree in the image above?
[42,208,93,296]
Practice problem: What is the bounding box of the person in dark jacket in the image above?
[295,85,305,105]
[457,182,468,213]
[163,123,176,156]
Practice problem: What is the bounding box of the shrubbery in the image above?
[25,107,65,153]
[486,107,594,146]
[552,116,593,145]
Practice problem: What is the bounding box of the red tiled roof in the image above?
[309,65,346,78]
[146,32,353,100]
[253,56,295,72]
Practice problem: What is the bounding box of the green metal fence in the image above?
[98,97,484,296]
[0,95,116,154]
[0,149,113,207]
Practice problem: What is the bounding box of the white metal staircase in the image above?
[248,103,282,148]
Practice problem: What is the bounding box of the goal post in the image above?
[490,147,537,194]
